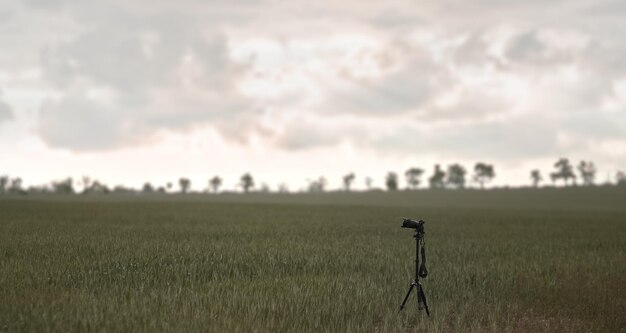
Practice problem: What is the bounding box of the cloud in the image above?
[0,89,13,124]
[36,7,255,151]
[0,0,621,168]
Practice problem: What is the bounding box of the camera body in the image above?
[401,218,425,233]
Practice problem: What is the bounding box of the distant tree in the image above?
[112,185,134,194]
[0,175,8,193]
[386,172,398,191]
[240,173,254,193]
[308,177,327,192]
[343,173,355,191]
[551,158,576,186]
[446,164,467,189]
[278,183,289,193]
[52,178,74,194]
[577,161,597,186]
[617,171,626,187]
[86,180,109,194]
[166,182,173,192]
[429,164,446,189]
[530,169,542,187]
[405,168,424,190]
[473,163,495,189]
[365,177,373,190]
[8,177,23,194]
[209,176,222,193]
[142,182,154,193]
[259,183,270,193]
[81,176,92,194]
[179,178,191,194]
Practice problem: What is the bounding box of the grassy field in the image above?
[1,187,625,332]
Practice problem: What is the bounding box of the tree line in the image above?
[1,158,625,195]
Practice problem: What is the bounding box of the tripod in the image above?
[398,228,430,316]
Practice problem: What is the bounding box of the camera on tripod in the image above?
[398,217,429,316]
[401,218,425,233]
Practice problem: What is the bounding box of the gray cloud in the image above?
[0,89,13,124]
[0,100,12,124]
[35,6,255,150]
[0,0,623,163]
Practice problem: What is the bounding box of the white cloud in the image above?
[0,0,625,185]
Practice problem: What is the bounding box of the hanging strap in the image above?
[418,237,428,278]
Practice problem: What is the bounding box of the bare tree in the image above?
[531,169,542,187]
[405,168,424,190]
[386,172,398,191]
[343,172,355,191]
[209,176,222,193]
[446,164,467,189]
[577,161,597,186]
[179,178,191,194]
[473,163,495,189]
[240,173,254,193]
[429,164,446,189]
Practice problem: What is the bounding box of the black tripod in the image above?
[398,219,430,316]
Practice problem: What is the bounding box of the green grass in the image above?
[1,187,625,332]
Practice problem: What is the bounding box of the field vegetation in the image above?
[1,187,625,332]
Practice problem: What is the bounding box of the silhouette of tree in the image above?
[473,163,495,189]
[166,182,173,192]
[259,183,270,193]
[179,178,191,194]
[81,176,92,194]
[551,158,576,186]
[88,181,110,194]
[429,164,446,189]
[386,172,398,191]
[240,173,254,193]
[278,183,289,193]
[343,172,355,191]
[405,168,424,190]
[142,182,154,193]
[617,171,626,187]
[52,178,74,194]
[0,175,9,193]
[531,169,542,187]
[9,177,23,194]
[364,177,373,190]
[577,161,597,186]
[446,164,467,189]
[209,176,222,193]
[307,177,326,192]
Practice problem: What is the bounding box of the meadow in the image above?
[1,187,625,332]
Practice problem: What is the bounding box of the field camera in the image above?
[401,218,425,232]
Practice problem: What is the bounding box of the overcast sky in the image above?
[1,0,625,191]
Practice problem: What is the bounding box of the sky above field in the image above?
[1,0,625,191]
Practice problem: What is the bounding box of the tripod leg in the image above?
[417,284,430,317]
[399,283,415,312]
